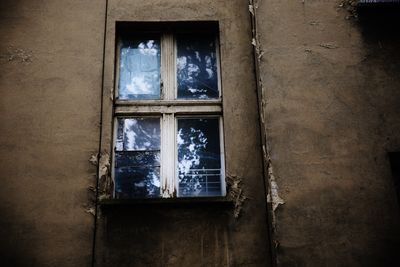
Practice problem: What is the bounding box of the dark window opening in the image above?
[389,152,400,208]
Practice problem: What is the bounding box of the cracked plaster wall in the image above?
[93,1,272,266]
[0,1,273,266]
[256,0,400,266]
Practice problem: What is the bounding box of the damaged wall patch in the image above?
[226,174,247,218]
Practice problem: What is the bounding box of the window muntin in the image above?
[113,27,224,199]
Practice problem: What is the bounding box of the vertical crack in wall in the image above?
[249,0,284,266]
[91,1,109,266]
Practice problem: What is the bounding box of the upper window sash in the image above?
[115,33,222,102]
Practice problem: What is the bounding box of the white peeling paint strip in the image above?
[264,147,285,211]
[249,4,254,15]
[89,154,98,166]
[99,152,110,180]
[85,207,96,216]
[267,179,285,212]
[161,114,176,197]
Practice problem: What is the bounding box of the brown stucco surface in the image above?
[257,1,400,266]
[94,1,272,266]
[0,1,272,266]
[0,1,105,266]
[3,0,400,266]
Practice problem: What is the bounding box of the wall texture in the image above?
[2,0,400,267]
[0,0,272,266]
[94,0,272,266]
[0,1,105,266]
[256,1,400,266]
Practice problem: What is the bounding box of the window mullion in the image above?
[161,113,176,197]
[161,33,175,101]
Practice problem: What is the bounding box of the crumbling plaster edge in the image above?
[249,0,284,265]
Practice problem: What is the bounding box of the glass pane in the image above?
[115,151,160,168]
[115,118,160,151]
[177,35,219,99]
[118,38,161,100]
[114,117,161,198]
[177,117,222,197]
[115,166,160,198]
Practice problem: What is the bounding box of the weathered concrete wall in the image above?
[94,0,272,266]
[257,1,400,266]
[0,1,105,266]
[5,1,399,266]
[0,1,272,266]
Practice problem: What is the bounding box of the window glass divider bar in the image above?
[115,100,222,106]
[115,105,222,115]
[161,113,176,197]
[161,33,175,100]
[219,116,227,196]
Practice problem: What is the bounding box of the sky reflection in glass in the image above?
[118,39,161,100]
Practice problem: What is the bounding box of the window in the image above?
[112,22,225,199]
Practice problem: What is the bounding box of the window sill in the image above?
[99,197,233,208]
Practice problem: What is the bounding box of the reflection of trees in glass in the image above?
[115,118,161,198]
[115,166,160,198]
[115,118,160,151]
[177,118,221,196]
[177,35,219,99]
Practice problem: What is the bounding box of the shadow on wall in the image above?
[96,204,232,267]
[356,4,400,267]
[357,4,400,148]
[358,4,400,41]
[0,206,38,266]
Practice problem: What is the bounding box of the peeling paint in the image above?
[249,1,280,265]
[98,151,113,201]
[88,151,113,203]
[89,154,98,166]
[266,161,285,212]
[249,0,285,213]
[85,155,98,217]
[110,87,114,101]
[226,174,247,218]
[85,206,96,216]
[319,43,339,49]
[249,4,255,15]
[0,46,33,63]
[339,0,358,19]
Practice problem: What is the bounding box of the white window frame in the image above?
[112,32,226,198]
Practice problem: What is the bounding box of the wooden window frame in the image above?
[111,30,226,199]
